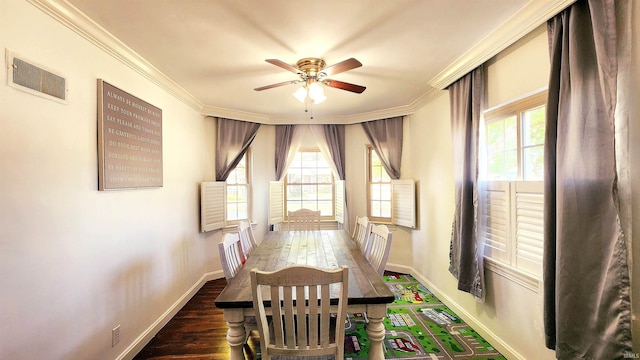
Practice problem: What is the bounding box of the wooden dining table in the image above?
[214,229,395,360]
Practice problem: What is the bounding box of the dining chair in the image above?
[250,265,349,360]
[237,220,257,263]
[351,216,371,254]
[366,224,393,276]
[218,233,258,339]
[287,208,321,231]
[218,233,244,280]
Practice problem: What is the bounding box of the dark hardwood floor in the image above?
[134,271,402,359]
[133,278,261,360]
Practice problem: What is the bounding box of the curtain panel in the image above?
[321,124,346,180]
[215,118,261,181]
[274,125,305,181]
[543,0,632,358]
[361,116,403,180]
[447,66,484,299]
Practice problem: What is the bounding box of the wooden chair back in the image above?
[237,220,257,262]
[287,208,321,231]
[366,224,393,276]
[218,233,243,280]
[352,216,371,253]
[218,232,259,339]
[250,265,349,360]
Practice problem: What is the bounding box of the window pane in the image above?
[371,201,381,217]
[505,149,518,180]
[227,203,238,221]
[523,146,544,181]
[302,201,318,211]
[287,201,301,212]
[227,186,238,200]
[302,185,317,200]
[372,166,383,182]
[302,168,316,183]
[318,201,332,216]
[380,201,392,218]
[486,120,505,151]
[236,186,247,202]
[522,106,545,146]
[317,168,332,183]
[285,149,334,217]
[287,185,302,200]
[370,184,381,200]
[505,116,518,150]
[488,152,505,180]
[317,185,333,200]
[236,203,248,220]
[287,169,301,183]
[380,184,391,201]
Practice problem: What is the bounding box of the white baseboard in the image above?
[117,270,224,360]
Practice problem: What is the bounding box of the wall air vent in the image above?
[6,49,68,103]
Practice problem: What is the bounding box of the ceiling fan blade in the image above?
[322,79,366,94]
[320,58,362,77]
[265,59,302,75]
[254,80,299,91]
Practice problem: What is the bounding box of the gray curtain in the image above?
[275,125,306,181]
[361,116,403,180]
[543,0,632,358]
[215,118,260,181]
[447,66,484,299]
[322,124,345,180]
[275,125,295,181]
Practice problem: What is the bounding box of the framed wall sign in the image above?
[97,79,163,190]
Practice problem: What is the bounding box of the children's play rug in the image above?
[344,273,505,360]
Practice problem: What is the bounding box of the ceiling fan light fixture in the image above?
[292,86,307,103]
[308,82,324,99]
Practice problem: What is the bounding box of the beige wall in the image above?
[0,0,218,359]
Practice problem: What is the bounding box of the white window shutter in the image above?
[269,181,284,225]
[482,181,510,264]
[513,181,544,277]
[391,179,415,228]
[200,182,226,232]
[334,180,344,224]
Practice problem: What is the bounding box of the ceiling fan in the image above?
[254,57,366,104]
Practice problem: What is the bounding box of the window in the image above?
[480,91,546,287]
[367,146,392,222]
[483,92,546,181]
[226,152,250,223]
[284,148,334,218]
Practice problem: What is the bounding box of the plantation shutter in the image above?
[269,181,284,225]
[513,181,543,277]
[200,182,225,232]
[481,181,510,264]
[481,181,544,277]
[334,180,344,224]
[391,179,415,228]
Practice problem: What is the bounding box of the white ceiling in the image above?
[54,0,572,123]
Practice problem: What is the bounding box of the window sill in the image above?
[484,257,540,293]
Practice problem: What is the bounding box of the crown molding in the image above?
[27,0,204,111]
[428,0,576,90]
[200,105,271,123]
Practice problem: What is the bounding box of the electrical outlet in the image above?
[112,325,120,347]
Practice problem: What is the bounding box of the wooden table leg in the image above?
[224,308,246,360]
[366,304,387,360]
